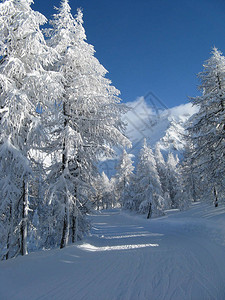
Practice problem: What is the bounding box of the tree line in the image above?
[98,141,188,216]
[110,47,225,217]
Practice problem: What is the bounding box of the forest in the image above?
[0,0,224,261]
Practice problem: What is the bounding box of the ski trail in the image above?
[1,204,225,300]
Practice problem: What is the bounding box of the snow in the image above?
[124,98,198,151]
[1,202,225,300]
[100,98,198,178]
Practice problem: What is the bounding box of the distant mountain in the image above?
[99,97,198,177]
[124,97,198,156]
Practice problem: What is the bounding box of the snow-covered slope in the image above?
[100,98,198,177]
[124,97,197,156]
[1,203,225,300]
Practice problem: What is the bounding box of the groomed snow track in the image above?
[1,202,225,300]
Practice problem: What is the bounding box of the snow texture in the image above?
[1,202,225,300]
[100,99,198,178]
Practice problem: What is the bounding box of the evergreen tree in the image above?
[132,139,164,217]
[0,0,63,259]
[188,48,225,205]
[166,152,182,209]
[101,172,115,209]
[181,140,200,203]
[114,149,134,207]
[44,1,131,248]
[154,143,170,208]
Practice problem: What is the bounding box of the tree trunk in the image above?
[71,204,78,243]
[97,195,100,210]
[214,187,218,207]
[60,102,70,249]
[71,184,78,243]
[20,180,28,256]
[60,198,69,249]
[190,169,197,202]
[147,202,152,219]
[5,204,12,260]
[71,153,81,243]
[60,212,68,248]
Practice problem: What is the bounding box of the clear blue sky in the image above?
[33,0,225,108]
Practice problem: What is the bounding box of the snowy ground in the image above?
[1,202,225,300]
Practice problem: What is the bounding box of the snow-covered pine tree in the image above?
[181,138,200,204]
[93,173,105,210]
[132,139,164,217]
[154,143,170,208]
[0,0,63,259]
[100,172,114,209]
[114,149,134,207]
[166,152,186,209]
[188,47,225,205]
[44,1,131,249]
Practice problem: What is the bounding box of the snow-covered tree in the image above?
[43,1,131,248]
[114,149,134,207]
[101,172,115,209]
[166,153,181,208]
[166,152,189,210]
[0,0,63,259]
[188,47,225,205]
[92,172,115,210]
[131,139,164,217]
[181,140,200,203]
[0,141,32,259]
[92,173,103,210]
[154,143,170,207]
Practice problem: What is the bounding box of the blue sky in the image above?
[33,0,225,108]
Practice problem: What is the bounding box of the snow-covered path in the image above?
[1,202,225,300]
